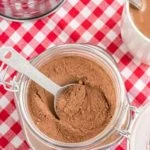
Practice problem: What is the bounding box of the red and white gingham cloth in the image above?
[0,0,150,149]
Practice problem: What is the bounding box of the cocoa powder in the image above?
[28,56,116,143]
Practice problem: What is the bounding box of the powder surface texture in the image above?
[28,56,116,143]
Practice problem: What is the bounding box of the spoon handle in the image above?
[0,48,60,95]
[129,0,143,9]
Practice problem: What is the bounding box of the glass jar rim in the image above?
[0,0,65,21]
[15,44,129,149]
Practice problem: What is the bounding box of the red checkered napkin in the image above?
[0,0,150,149]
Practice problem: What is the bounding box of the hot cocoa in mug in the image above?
[130,0,150,38]
[121,0,150,65]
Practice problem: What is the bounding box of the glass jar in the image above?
[127,102,150,150]
[11,44,131,150]
[0,0,64,21]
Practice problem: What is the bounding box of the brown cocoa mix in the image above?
[28,56,116,143]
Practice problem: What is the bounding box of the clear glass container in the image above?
[0,0,64,21]
[12,44,131,150]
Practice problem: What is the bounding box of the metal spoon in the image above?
[129,0,143,10]
[0,48,76,115]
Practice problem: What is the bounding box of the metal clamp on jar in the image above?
[0,63,19,92]
[0,44,149,150]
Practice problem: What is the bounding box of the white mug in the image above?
[121,1,150,65]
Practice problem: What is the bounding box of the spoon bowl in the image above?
[54,83,79,117]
